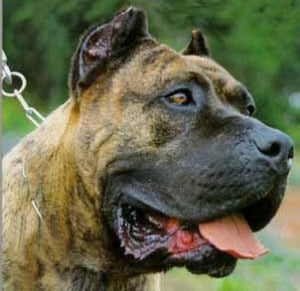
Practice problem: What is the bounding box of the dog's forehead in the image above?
[114,44,246,102]
[184,55,252,103]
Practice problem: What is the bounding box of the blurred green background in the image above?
[3,0,300,290]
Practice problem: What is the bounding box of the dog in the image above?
[2,6,294,291]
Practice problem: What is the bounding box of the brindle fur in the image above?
[2,7,292,291]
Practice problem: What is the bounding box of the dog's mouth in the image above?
[105,168,287,277]
[115,197,270,277]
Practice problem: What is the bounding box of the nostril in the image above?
[259,142,281,157]
[253,125,294,172]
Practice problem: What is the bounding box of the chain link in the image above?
[1,50,45,127]
[2,71,27,97]
[2,51,12,85]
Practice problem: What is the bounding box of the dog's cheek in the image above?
[150,117,178,147]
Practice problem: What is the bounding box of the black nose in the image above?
[254,127,294,173]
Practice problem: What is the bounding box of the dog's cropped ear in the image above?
[181,30,210,56]
[69,6,152,96]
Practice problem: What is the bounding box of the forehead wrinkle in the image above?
[183,55,251,106]
[135,47,221,90]
[139,45,178,66]
[114,47,189,96]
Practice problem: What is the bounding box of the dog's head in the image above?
[69,7,294,278]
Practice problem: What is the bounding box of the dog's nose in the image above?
[254,127,294,174]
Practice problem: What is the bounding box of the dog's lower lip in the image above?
[185,245,237,277]
[241,178,286,232]
[115,200,268,263]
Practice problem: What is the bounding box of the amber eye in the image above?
[165,90,195,106]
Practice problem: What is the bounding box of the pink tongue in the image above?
[199,214,269,259]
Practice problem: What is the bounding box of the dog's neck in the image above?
[3,99,158,290]
[70,267,158,291]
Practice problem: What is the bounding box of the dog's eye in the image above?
[165,90,195,106]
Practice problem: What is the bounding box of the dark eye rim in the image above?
[246,104,256,116]
[164,88,195,107]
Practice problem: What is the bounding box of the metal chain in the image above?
[2,51,12,85]
[2,51,44,220]
[1,50,45,127]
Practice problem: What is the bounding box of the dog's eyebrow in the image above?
[228,86,256,112]
[186,71,211,90]
[238,87,255,107]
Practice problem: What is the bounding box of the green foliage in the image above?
[2,96,51,135]
[4,0,300,144]
[2,98,33,134]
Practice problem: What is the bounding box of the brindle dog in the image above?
[3,7,294,291]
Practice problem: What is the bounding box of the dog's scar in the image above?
[22,160,43,220]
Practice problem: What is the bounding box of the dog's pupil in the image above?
[171,94,187,104]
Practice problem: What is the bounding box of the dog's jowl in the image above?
[3,7,294,291]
